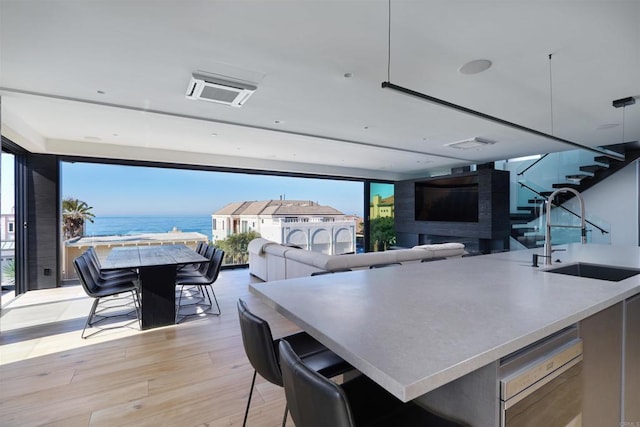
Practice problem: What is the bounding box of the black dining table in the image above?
[102,244,208,329]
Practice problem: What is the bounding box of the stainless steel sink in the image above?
[545,262,640,282]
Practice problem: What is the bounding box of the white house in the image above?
[212,199,357,255]
[1,210,16,273]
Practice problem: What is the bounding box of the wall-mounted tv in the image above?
[415,174,479,222]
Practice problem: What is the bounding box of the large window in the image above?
[61,161,363,274]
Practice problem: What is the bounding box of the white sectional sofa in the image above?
[248,237,466,281]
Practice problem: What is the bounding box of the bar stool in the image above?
[279,340,467,427]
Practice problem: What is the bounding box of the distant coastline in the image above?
[84,215,212,240]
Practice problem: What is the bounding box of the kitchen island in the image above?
[249,244,640,426]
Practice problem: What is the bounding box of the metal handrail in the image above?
[517,154,549,176]
[517,181,609,235]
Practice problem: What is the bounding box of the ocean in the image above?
[84,215,213,240]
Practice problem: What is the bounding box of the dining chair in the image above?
[177,242,210,273]
[73,255,141,339]
[237,298,352,427]
[80,252,139,290]
[175,245,215,307]
[176,245,215,277]
[279,340,467,427]
[85,246,139,282]
[175,248,224,322]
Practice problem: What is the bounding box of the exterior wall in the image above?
[213,211,357,255]
[1,213,16,242]
[370,195,394,219]
[1,213,16,272]
[211,215,230,242]
[278,218,356,255]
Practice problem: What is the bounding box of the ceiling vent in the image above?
[445,137,496,150]
[186,72,257,107]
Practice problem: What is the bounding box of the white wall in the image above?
[564,160,639,246]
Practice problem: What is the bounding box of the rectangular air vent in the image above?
[445,137,495,150]
[186,72,256,107]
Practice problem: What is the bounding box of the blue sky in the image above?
[61,162,366,217]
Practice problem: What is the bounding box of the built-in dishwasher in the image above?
[499,326,583,427]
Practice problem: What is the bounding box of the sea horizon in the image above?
[84,214,213,240]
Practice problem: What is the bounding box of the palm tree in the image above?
[62,197,95,239]
[2,259,15,289]
[215,230,260,264]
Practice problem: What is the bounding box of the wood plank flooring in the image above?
[0,269,302,426]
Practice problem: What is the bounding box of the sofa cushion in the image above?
[412,243,465,258]
[324,251,399,270]
[284,247,332,269]
[264,243,294,257]
[393,248,433,262]
[248,237,277,255]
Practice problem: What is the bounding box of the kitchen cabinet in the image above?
[580,302,623,427]
[624,294,640,423]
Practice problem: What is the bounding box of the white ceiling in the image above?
[1,0,639,180]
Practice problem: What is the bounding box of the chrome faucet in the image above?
[543,187,587,265]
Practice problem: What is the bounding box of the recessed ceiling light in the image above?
[364,126,369,130]
[344,72,353,78]
[97,90,106,95]
[459,59,492,75]
[274,120,283,124]
[509,154,541,162]
[211,132,218,137]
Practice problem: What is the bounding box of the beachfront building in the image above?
[370,194,395,219]
[212,199,357,255]
[1,210,16,272]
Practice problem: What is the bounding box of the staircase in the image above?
[510,142,640,248]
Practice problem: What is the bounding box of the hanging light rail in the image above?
[381,81,625,161]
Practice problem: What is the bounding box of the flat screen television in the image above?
[415,175,479,222]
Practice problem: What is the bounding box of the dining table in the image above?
[102,244,208,329]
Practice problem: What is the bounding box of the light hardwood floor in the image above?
[0,269,302,426]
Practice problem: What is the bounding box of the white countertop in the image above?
[249,244,640,402]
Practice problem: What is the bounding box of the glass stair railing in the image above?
[516,180,611,247]
[495,148,617,250]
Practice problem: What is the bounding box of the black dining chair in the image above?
[279,340,467,427]
[74,255,141,339]
[177,242,210,273]
[175,248,224,322]
[237,298,352,427]
[85,246,139,282]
